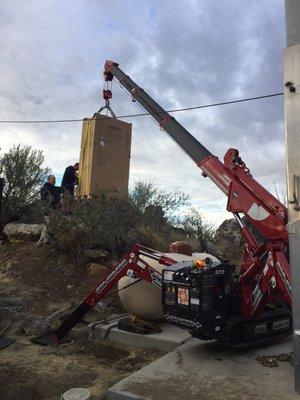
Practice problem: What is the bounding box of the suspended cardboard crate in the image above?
[78,113,131,198]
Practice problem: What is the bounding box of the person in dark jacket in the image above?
[41,174,63,212]
[37,175,63,246]
[61,163,79,196]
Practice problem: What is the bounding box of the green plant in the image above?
[49,182,215,260]
[49,182,189,259]
[49,197,144,259]
[130,181,190,225]
[0,145,50,223]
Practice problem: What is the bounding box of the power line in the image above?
[0,92,283,124]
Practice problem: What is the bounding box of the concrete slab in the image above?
[89,321,192,353]
[108,337,298,400]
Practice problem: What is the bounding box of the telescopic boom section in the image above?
[104,61,211,164]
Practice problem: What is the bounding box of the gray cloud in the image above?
[0,0,287,225]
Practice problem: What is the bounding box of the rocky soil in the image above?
[0,218,250,399]
[0,241,161,400]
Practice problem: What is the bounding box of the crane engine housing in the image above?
[162,259,292,346]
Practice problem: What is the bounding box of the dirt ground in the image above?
[0,242,162,400]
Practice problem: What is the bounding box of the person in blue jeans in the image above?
[37,175,63,246]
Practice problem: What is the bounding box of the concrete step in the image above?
[88,321,192,353]
[107,336,297,400]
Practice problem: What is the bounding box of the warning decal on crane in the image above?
[178,287,189,305]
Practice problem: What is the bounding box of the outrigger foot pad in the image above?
[30,334,57,346]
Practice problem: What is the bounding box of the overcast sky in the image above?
[0,0,287,226]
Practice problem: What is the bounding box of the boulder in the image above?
[0,296,24,312]
[84,249,111,263]
[4,223,44,241]
[205,241,223,259]
[87,263,110,280]
[18,315,51,336]
[213,219,243,265]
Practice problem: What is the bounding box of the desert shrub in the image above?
[49,196,154,259]
[19,201,44,224]
[0,145,50,223]
[130,181,190,225]
[49,182,216,260]
[178,208,215,252]
[49,182,190,259]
